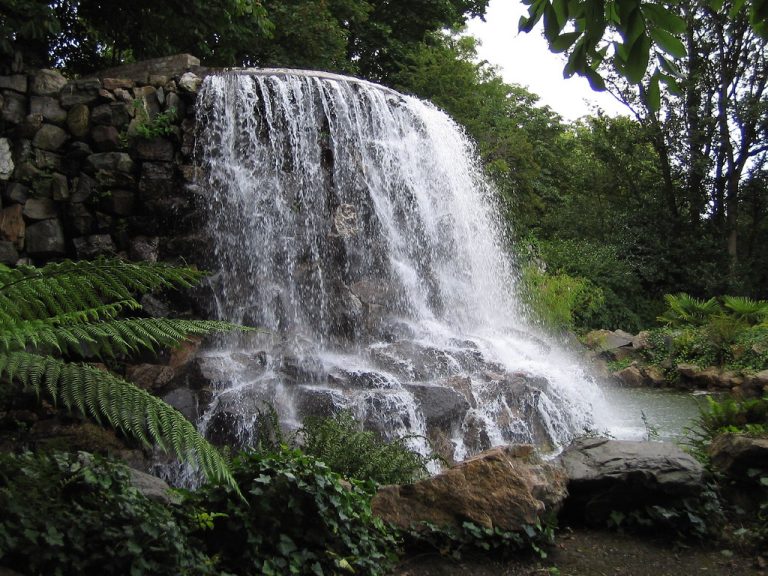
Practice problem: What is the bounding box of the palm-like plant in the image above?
[657,293,720,327]
[0,257,247,491]
[722,295,768,326]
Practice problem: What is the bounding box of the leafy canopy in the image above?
[520,0,767,96]
[0,258,248,491]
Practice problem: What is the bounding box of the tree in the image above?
[519,0,767,92]
[0,258,248,490]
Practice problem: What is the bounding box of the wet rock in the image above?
[30,69,67,97]
[0,240,18,264]
[34,149,64,172]
[6,182,28,203]
[91,125,121,152]
[128,468,178,505]
[67,104,90,138]
[709,433,768,479]
[293,385,345,420]
[25,218,65,256]
[372,445,567,532]
[30,96,67,125]
[85,152,134,174]
[1,92,26,124]
[60,79,101,108]
[22,197,57,220]
[32,124,68,152]
[405,383,469,431]
[129,235,159,262]
[162,388,198,422]
[0,74,28,93]
[560,437,704,526]
[614,364,645,387]
[105,189,135,216]
[0,138,13,180]
[50,172,69,201]
[73,234,116,258]
[134,137,174,161]
[71,172,96,203]
[67,202,94,235]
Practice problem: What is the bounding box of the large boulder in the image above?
[560,437,705,525]
[372,444,567,532]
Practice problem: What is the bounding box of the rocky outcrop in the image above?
[371,444,567,532]
[560,437,705,525]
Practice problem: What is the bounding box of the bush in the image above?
[0,451,213,576]
[519,264,605,333]
[189,447,399,576]
[298,411,432,485]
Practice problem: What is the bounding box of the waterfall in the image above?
[192,70,606,464]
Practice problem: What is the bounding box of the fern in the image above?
[0,258,250,493]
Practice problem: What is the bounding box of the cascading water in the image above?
[192,69,606,464]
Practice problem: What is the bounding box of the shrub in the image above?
[0,451,214,576]
[189,447,399,576]
[297,411,432,485]
[519,264,605,333]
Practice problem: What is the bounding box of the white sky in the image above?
[465,0,628,121]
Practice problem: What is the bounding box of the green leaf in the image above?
[550,31,581,52]
[625,32,651,83]
[650,28,686,58]
[585,66,607,91]
[645,73,661,111]
[642,3,687,34]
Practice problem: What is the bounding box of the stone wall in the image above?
[0,55,207,268]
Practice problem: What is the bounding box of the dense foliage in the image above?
[641,293,768,373]
[0,258,244,489]
[188,447,399,576]
[0,451,214,576]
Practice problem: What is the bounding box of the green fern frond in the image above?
[0,351,237,490]
[0,258,206,323]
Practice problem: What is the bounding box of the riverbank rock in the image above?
[560,437,704,525]
[709,433,768,478]
[371,444,567,532]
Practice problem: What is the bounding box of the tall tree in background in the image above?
[602,0,767,294]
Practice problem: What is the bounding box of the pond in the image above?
[594,385,709,443]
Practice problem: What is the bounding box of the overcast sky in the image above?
[465,0,628,121]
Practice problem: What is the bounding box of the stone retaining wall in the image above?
[0,55,207,267]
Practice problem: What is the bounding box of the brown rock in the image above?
[641,365,666,387]
[33,124,69,152]
[371,445,567,532]
[0,204,24,243]
[134,137,174,161]
[614,364,645,387]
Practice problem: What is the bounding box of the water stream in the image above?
[192,70,610,464]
